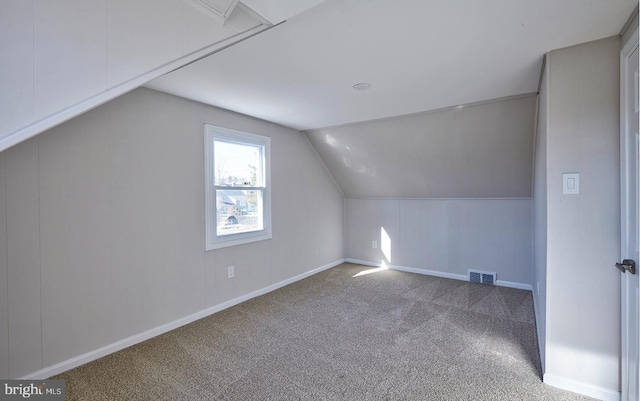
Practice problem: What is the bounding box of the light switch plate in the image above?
[563,173,580,194]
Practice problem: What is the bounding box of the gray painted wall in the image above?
[345,198,533,286]
[311,95,537,288]
[306,95,537,199]
[0,88,345,379]
[532,61,548,375]
[0,150,6,378]
[538,36,621,394]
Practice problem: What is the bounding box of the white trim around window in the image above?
[204,124,271,250]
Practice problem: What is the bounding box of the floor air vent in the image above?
[469,270,496,285]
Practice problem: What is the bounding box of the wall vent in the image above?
[469,270,496,285]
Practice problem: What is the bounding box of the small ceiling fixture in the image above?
[352,83,370,91]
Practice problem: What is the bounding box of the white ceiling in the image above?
[146,0,636,131]
[240,0,328,24]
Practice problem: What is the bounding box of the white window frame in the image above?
[204,124,271,250]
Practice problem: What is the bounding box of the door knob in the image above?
[615,259,636,274]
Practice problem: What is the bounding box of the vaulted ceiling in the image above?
[2,0,635,199]
[146,0,637,131]
[0,0,326,152]
[306,94,537,198]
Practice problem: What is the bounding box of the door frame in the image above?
[620,26,639,401]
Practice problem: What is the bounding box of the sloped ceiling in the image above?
[146,0,636,131]
[241,0,328,24]
[0,0,327,153]
[306,95,537,198]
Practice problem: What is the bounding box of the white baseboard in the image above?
[390,264,468,282]
[346,258,466,281]
[496,280,533,291]
[544,373,620,401]
[345,258,381,268]
[345,258,533,291]
[19,258,345,380]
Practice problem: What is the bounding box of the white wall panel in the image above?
[543,36,621,394]
[422,201,449,271]
[6,139,41,378]
[397,200,424,268]
[108,100,148,341]
[67,113,113,356]
[510,202,533,285]
[204,250,233,308]
[270,127,298,283]
[34,0,108,120]
[213,240,273,298]
[0,152,8,378]
[0,87,344,378]
[159,109,208,322]
[346,199,399,265]
[346,198,533,285]
[145,118,177,326]
[39,126,73,367]
[0,1,35,136]
[446,200,531,283]
[269,124,345,284]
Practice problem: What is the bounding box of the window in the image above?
[205,124,271,250]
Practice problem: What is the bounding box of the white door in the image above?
[621,29,639,401]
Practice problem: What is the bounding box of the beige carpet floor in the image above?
[53,263,597,400]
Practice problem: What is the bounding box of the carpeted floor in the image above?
[53,263,597,400]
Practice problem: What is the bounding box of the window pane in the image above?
[216,189,263,236]
[214,141,262,186]
[205,124,271,250]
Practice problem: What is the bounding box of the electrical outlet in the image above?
[227,265,235,279]
[372,240,377,249]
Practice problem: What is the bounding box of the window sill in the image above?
[206,232,272,251]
